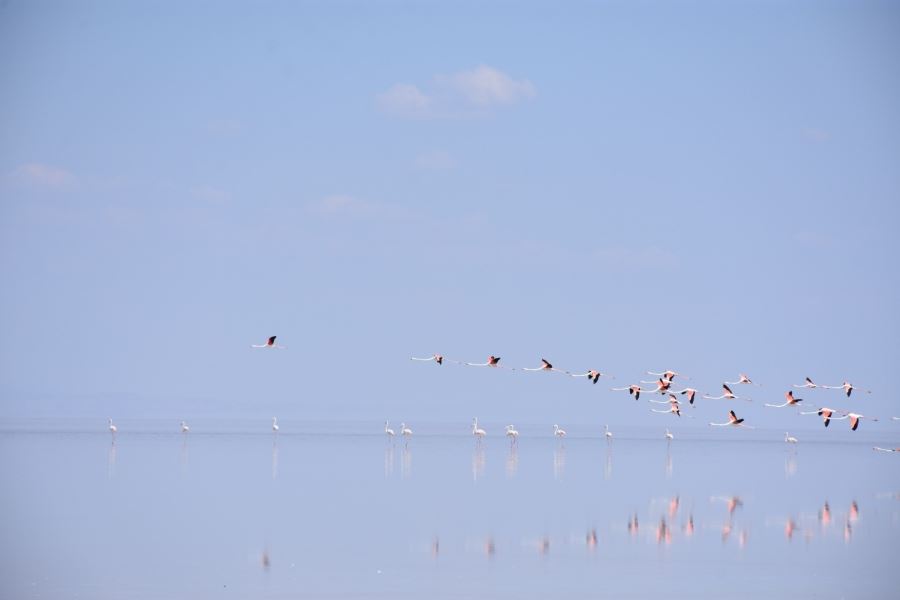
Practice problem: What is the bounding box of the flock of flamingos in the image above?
[103,337,898,452]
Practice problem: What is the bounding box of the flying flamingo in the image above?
[612,384,646,401]
[784,432,798,444]
[725,373,760,386]
[108,418,117,435]
[793,377,818,389]
[570,369,613,384]
[410,354,444,365]
[709,410,752,428]
[180,421,190,433]
[873,447,900,453]
[765,390,803,408]
[844,413,878,431]
[554,424,567,438]
[800,407,846,427]
[522,358,569,374]
[671,388,698,405]
[821,381,871,398]
[652,403,682,417]
[252,336,285,349]
[472,418,486,441]
[384,421,395,438]
[400,422,413,439]
[638,378,672,393]
[703,384,751,401]
[648,393,680,405]
[466,355,503,368]
[271,417,279,433]
[647,369,689,381]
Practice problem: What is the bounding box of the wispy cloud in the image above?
[10,163,75,188]
[592,245,679,271]
[377,65,535,119]
[308,194,385,219]
[414,150,457,170]
[376,84,432,117]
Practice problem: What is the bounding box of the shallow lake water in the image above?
[1,418,898,599]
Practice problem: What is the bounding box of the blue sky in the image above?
[1,1,898,430]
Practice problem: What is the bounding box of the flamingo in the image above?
[553,424,567,438]
[784,432,798,444]
[799,407,847,427]
[252,336,285,349]
[505,424,519,443]
[703,384,750,401]
[709,410,752,428]
[400,422,413,439]
[522,358,570,374]
[671,388,698,405]
[570,369,612,383]
[652,403,682,417]
[410,354,444,365]
[647,369,688,381]
[466,355,503,368]
[648,393,680,405]
[611,384,646,401]
[604,424,613,440]
[765,390,803,408]
[821,381,871,397]
[108,418,117,435]
[472,418,486,440]
[180,421,190,433]
[665,428,674,441]
[271,417,279,433]
[873,447,900,453]
[844,412,878,431]
[725,373,759,386]
[793,377,818,389]
[384,421,395,438]
[638,378,672,393]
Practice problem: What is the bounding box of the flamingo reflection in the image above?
[554,444,566,480]
[271,438,278,480]
[472,444,485,482]
[401,443,412,479]
[506,443,518,478]
[384,444,394,477]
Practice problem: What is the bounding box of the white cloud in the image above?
[436,65,536,107]
[11,163,74,188]
[376,83,432,117]
[377,65,535,118]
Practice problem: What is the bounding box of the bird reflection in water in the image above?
[819,501,832,528]
[849,500,859,522]
[784,453,797,478]
[628,513,639,537]
[539,536,550,556]
[401,444,412,479]
[739,529,749,548]
[683,515,694,537]
[668,496,679,519]
[506,444,518,479]
[553,445,566,480]
[472,444,485,482]
[484,536,495,558]
[656,517,672,545]
[604,450,613,480]
[180,435,190,475]
[271,439,279,481]
[261,549,270,572]
[664,448,673,479]
[844,521,852,543]
[384,444,395,478]
[785,518,798,541]
[586,529,598,550]
[107,438,117,479]
[431,537,440,558]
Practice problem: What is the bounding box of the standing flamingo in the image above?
[271,417,279,433]
[665,428,674,441]
[604,424,613,440]
[784,432,798,444]
[505,424,519,443]
[180,421,190,433]
[108,418,117,435]
[553,424,567,438]
[472,418,486,441]
[400,422,413,440]
[384,421,395,438]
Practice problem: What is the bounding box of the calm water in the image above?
[1,418,898,599]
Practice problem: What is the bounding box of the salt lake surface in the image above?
[1,418,898,599]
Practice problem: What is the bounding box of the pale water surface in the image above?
[1,418,898,599]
